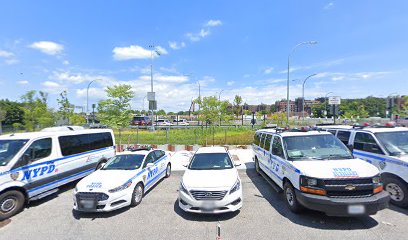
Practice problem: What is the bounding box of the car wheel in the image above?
[383,176,408,208]
[131,183,144,207]
[0,190,25,221]
[255,157,260,175]
[165,164,171,178]
[283,182,303,213]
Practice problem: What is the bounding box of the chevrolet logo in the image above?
[345,185,356,191]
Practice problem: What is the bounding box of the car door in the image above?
[143,152,159,189]
[12,137,56,196]
[336,130,351,146]
[352,131,386,169]
[269,136,285,186]
[153,150,167,177]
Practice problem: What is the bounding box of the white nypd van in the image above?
[73,148,171,212]
[0,127,115,220]
[253,128,389,216]
[322,124,408,208]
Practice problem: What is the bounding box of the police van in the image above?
[252,128,389,216]
[0,127,115,220]
[322,124,408,207]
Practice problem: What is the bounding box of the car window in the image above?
[103,154,144,170]
[337,131,351,145]
[21,138,52,163]
[271,136,285,159]
[143,152,155,168]
[260,133,266,149]
[354,132,384,154]
[328,130,336,135]
[153,150,165,160]
[264,134,273,152]
[188,153,233,170]
[0,139,29,167]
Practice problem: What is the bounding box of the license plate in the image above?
[348,205,365,214]
[202,201,216,210]
[80,200,95,209]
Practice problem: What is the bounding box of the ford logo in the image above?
[345,185,356,191]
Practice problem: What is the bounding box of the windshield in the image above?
[102,154,144,170]
[0,139,29,166]
[283,134,353,161]
[189,153,233,170]
[375,131,408,156]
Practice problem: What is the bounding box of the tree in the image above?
[233,95,243,118]
[20,90,55,131]
[270,112,287,126]
[156,109,166,116]
[195,96,232,125]
[97,84,134,142]
[0,109,6,134]
[70,113,86,125]
[57,90,74,124]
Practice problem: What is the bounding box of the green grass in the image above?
[114,127,255,145]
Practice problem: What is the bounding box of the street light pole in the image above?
[86,79,100,124]
[286,41,318,125]
[302,73,317,123]
[149,45,155,130]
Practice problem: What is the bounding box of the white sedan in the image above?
[73,149,171,212]
[178,147,243,214]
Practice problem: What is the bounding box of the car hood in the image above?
[76,169,141,191]
[291,158,379,179]
[182,168,238,189]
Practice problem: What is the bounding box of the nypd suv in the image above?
[252,128,389,216]
[73,148,171,212]
[322,124,408,208]
[0,128,115,220]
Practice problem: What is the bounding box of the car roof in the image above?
[256,129,332,137]
[0,129,112,140]
[318,125,353,130]
[195,147,228,154]
[119,150,151,156]
[357,126,408,133]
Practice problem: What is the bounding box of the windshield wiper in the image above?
[321,154,353,160]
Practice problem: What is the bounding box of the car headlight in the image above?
[300,176,318,187]
[108,180,132,193]
[179,181,189,195]
[229,178,241,194]
[372,175,381,184]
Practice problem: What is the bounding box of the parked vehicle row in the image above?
[130,116,190,127]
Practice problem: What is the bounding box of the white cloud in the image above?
[17,80,29,85]
[140,74,188,83]
[51,71,114,84]
[41,81,66,94]
[186,29,211,42]
[76,87,107,99]
[0,50,18,65]
[264,67,274,74]
[205,20,222,27]
[169,41,186,50]
[315,71,391,81]
[29,41,64,55]
[227,81,235,86]
[0,50,14,58]
[62,60,70,65]
[324,2,334,10]
[113,45,167,60]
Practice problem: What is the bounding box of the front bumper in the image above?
[73,189,133,212]
[296,189,390,216]
[178,188,243,214]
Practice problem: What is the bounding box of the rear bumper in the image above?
[296,190,390,216]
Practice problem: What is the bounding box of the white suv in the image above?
[253,128,389,216]
[178,147,243,214]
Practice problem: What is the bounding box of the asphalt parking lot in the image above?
[1,169,407,240]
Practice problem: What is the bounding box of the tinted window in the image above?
[0,139,28,166]
[328,130,336,135]
[154,150,165,160]
[102,154,144,170]
[22,138,52,162]
[59,132,113,156]
[264,134,272,151]
[272,137,285,159]
[254,132,261,146]
[354,132,384,154]
[188,153,233,170]
[260,134,266,149]
[337,131,351,145]
[143,152,155,168]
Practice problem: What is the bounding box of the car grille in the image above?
[323,177,374,198]
[190,190,228,201]
[77,192,109,201]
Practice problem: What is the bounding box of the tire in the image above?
[255,157,261,175]
[96,160,107,170]
[165,164,171,178]
[283,182,303,213]
[130,183,144,207]
[0,190,25,221]
[383,176,408,208]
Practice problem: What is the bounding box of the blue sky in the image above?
[0,0,407,111]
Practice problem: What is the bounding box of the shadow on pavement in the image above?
[28,180,78,208]
[173,200,240,222]
[244,162,379,230]
[388,204,408,216]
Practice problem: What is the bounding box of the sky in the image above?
[0,0,407,112]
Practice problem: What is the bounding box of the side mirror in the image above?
[234,162,241,167]
[146,163,154,168]
[347,144,354,152]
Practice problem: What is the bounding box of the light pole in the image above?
[302,73,317,122]
[86,79,100,124]
[387,92,398,119]
[218,89,224,101]
[286,41,318,124]
[324,91,334,118]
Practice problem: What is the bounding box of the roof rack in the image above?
[126,145,153,152]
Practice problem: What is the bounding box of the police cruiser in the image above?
[253,128,389,216]
[0,127,115,220]
[73,148,171,212]
[178,147,243,214]
[322,124,408,207]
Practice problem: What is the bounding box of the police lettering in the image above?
[21,164,56,181]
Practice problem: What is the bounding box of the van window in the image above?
[337,131,351,145]
[253,132,261,146]
[0,139,28,166]
[328,130,336,135]
[260,134,266,149]
[22,138,52,162]
[354,132,384,154]
[264,134,272,151]
[59,132,113,156]
[271,136,285,159]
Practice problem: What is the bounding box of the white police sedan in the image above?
[73,148,171,212]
